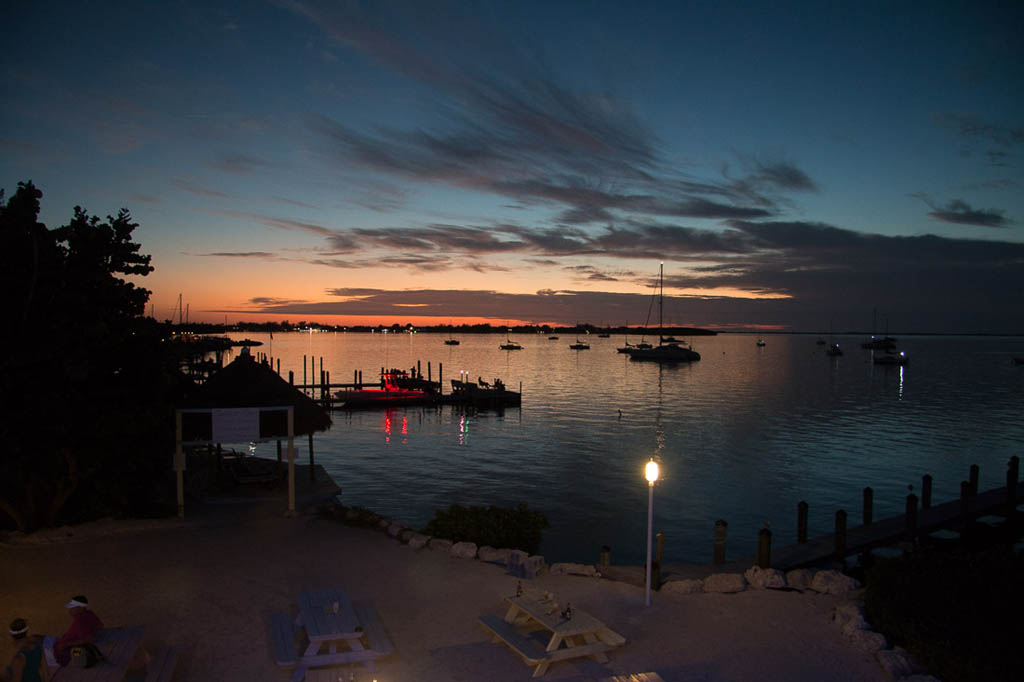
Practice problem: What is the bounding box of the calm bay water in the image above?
[226,331,1024,566]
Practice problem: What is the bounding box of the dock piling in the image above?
[960,481,971,539]
[757,525,772,569]
[922,474,933,509]
[835,510,847,558]
[289,370,293,385]
[969,464,979,496]
[797,501,808,544]
[905,490,918,543]
[713,520,728,565]
[1008,456,1020,514]
[599,545,610,567]
[862,487,873,526]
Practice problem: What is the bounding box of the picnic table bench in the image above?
[51,627,144,682]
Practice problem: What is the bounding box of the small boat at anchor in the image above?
[333,368,439,409]
[874,349,909,366]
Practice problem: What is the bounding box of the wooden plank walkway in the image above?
[740,480,1023,571]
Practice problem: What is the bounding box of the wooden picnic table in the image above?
[479,592,626,677]
[50,627,144,682]
[271,589,394,677]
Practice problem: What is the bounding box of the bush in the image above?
[864,545,1023,682]
[421,503,550,554]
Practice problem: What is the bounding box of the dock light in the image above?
[644,458,659,607]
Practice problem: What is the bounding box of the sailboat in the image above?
[597,321,610,338]
[499,326,522,350]
[756,336,766,347]
[625,264,700,363]
[444,323,460,345]
[617,321,635,353]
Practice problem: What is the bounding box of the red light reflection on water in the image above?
[381,410,408,444]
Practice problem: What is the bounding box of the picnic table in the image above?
[479,591,626,677]
[270,589,393,679]
[50,627,144,682]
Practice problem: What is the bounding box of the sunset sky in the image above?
[3,1,1022,332]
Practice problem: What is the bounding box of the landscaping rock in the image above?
[549,562,597,577]
[406,533,430,550]
[809,569,861,595]
[744,565,787,589]
[386,522,405,538]
[661,579,704,595]
[876,649,915,681]
[450,541,478,559]
[785,568,814,591]
[477,546,511,565]
[523,555,546,578]
[399,529,415,543]
[847,628,886,653]
[703,573,747,593]
[428,538,453,552]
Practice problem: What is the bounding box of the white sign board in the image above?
[211,408,261,443]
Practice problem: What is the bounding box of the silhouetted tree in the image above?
[0,181,181,531]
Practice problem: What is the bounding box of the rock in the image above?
[703,573,747,593]
[785,568,814,591]
[386,522,405,537]
[406,533,430,549]
[744,565,787,589]
[902,676,941,682]
[399,529,415,543]
[847,629,886,653]
[523,555,546,578]
[809,569,861,595]
[661,579,704,595]
[507,549,529,577]
[876,649,915,681]
[344,509,361,522]
[450,541,478,559]
[428,538,453,552]
[477,546,511,565]
[549,562,597,577]
[377,519,390,530]
[832,603,866,632]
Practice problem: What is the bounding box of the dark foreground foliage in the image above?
[1,181,184,531]
[422,503,550,555]
[865,544,1023,682]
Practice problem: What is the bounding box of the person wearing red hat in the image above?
[51,596,102,668]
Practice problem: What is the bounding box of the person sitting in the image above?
[3,618,47,682]
[48,596,102,668]
[478,376,490,388]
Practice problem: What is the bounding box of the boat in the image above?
[444,324,460,345]
[333,368,438,409]
[826,342,843,357]
[625,264,701,363]
[499,329,523,350]
[569,336,590,350]
[548,335,559,340]
[874,349,909,366]
[597,322,610,338]
[449,377,522,406]
[232,338,264,347]
[756,336,766,347]
[861,308,897,349]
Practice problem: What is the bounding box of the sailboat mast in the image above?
[658,262,664,344]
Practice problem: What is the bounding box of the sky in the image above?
[2,0,1023,333]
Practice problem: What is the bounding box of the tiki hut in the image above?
[175,351,333,516]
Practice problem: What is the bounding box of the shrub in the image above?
[864,545,1022,682]
[421,503,550,554]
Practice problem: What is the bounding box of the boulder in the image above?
[406,533,430,550]
[744,565,787,589]
[344,509,361,523]
[450,541,478,559]
[377,519,390,530]
[832,603,866,633]
[809,569,861,595]
[847,629,886,653]
[785,568,814,591]
[428,538,453,552]
[507,549,529,577]
[549,562,597,577]
[477,546,511,565]
[523,555,546,578]
[399,529,415,543]
[876,649,915,681]
[703,573,747,593]
[661,579,704,595]
[386,522,405,538]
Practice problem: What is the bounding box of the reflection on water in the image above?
[234,332,1024,565]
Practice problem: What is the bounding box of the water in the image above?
[225,331,1024,566]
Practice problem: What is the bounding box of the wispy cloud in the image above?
[913,195,1012,228]
[935,112,1024,148]
[173,178,233,199]
[209,154,272,176]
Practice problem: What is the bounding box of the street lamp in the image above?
[645,458,660,607]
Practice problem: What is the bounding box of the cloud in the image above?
[209,154,272,176]
[923,198,1011,228]
[208,209,335,236]
[196,251,277,258]
[173,179,233,199]
[934,112,1024,147]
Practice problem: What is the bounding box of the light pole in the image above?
[645,458,660,607]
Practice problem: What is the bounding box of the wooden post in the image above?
[417,360,421,378]
[428,361,431,382]
[359,370,363,388]
[960,480,971,539]
[713,519,728,564]
[835,509,847,558]
[439,363,443,395]
[862,487,873,526]
[921,474,932,510]
[969,464,979,496]
[308,433,315,481]
[797,501,808,544]
[303,354,307,392]
[287,407,296,516]
[276,358,280,375]
[1008,456,1020,514]
[599,545,610,567]
[289,370,294,385]
[175,410,184,519]
[757,526,772,569]
[276,439,282,464]
[905,491,918,542]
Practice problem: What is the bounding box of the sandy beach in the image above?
[0,494,892,682]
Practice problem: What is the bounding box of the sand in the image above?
[0,500,891,682]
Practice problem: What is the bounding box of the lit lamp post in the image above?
[645,458,660,607]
